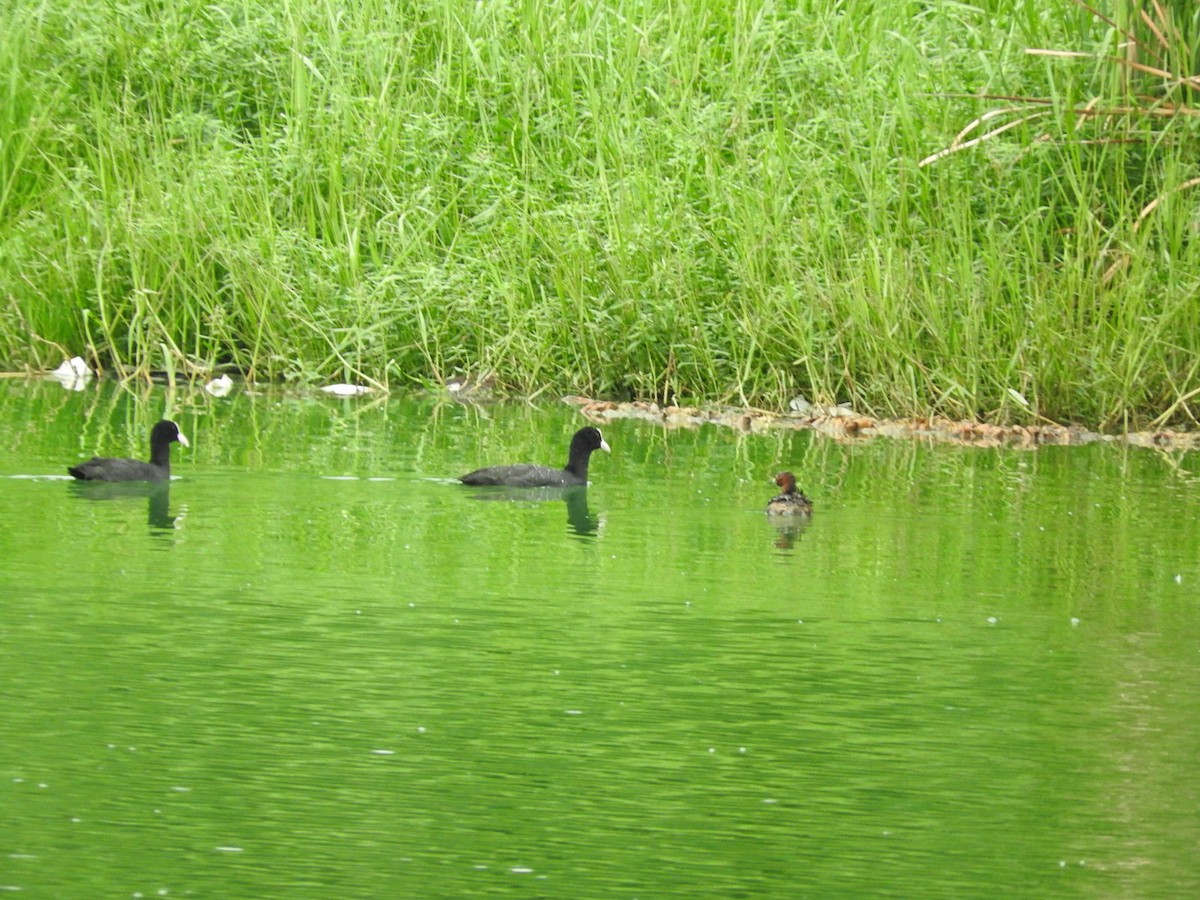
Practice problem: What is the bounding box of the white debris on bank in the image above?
[320,383,373,396]
[46,357,93,390]
[205,374,234,396]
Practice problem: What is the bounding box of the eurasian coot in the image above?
[67,419,189,483]
[460,426,610,487]
[766,471,813,516]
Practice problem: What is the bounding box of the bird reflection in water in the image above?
[769,518,810,551]
[69,480,182,531]
[562,486,600,537]
[462,484,601,537]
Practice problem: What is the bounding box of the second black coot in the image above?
[460,426,610,487]
[67,419,189,483]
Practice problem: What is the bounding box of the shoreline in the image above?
[7,365,1197,450]
[564,397,1200,452]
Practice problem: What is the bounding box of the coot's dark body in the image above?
[460,426,610,487]
[68,419,189,483]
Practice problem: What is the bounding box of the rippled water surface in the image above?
[2,380,1198,898]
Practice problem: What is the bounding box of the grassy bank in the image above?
[1,0,1198,428]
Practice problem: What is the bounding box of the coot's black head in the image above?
[571,426,610,456]
[561,426,610,480]
[152,419,190,449]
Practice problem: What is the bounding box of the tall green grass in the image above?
[1,0,1197,427]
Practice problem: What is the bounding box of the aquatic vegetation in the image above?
[0,0,1197,428]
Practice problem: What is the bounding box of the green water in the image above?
[1,380,1198,898]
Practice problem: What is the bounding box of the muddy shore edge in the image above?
[563,396,1200,451]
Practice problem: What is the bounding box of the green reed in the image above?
[1,0,1197,427]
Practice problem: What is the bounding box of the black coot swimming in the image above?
[67,419,189,483]
[460,426,610,487]
[766,471,813,517]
